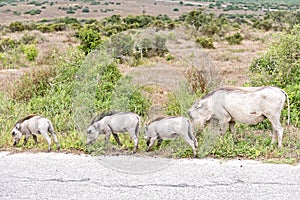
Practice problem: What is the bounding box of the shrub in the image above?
[134,31,168,58]
[24,9,42,15]
[20,33,38,45]
[12,65,56,102]
[181,9,228,37]
[82,7,89,13]
[195,36,214,49]
[77,27,102,54]
[249,25,300,126]
[37,24,53,33]
[8,21,25,32]
[50,23,67,31]
[0,38,18,52]
[106,32,134,58]
[21,44,38,61]
[225,32,243,45]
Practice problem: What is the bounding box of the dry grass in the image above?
[0,30,77,93]
[206,30,272,86]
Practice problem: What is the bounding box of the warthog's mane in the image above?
[201,86,270,99]
[150,116,178,123]
[90,111,119,125]
[15,114,38,125]
[90,111,134,125]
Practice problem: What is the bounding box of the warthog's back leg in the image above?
[157,138,163,148]
[181,133,197,157]
[51,133,60,151]
[40,131,52,152]
[229,122,237,142]
[127,128,139,153]
[131,134,138,153]
[267,115,284,148]
[48,126,60,151]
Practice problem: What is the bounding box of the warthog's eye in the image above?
[87,130,91,135]
[12,131,16,136]
[196,102,204,109]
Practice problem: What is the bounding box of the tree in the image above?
[77,28,102,54]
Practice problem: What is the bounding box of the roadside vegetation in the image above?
[0,5,299,163]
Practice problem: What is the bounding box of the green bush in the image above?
[77,27,102,54]
[50,23,67,31]
[106,32,134,58]
[195,36,214,49]
[82,7,89,13]
[21,44,38,61]
[249,25,300,126]
[225,32,243,45]
[37,24,53,33]
[24,9,42,15]
[134,31,168,59]
[8,21,25,32]
[20,33,38,44]
[0,38,18,52]
[181,9,228,36]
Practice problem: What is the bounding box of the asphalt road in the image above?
[0,151,299,200]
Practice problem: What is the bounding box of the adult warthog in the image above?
[144,116,198,157]
[86,111,140,153]
[188,86,290,147]
[11,115,60,151]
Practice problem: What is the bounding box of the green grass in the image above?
[1,110,299,164]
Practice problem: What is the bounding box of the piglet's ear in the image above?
[16,123,20,130]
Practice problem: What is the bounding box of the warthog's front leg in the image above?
[112,133,122,146]
[146,137,157,152]
[32,134,38,145]
[23,134,31,146]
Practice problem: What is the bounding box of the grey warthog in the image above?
[11,115,60,151]
[188,86,290,147]
[86,111,140,153]
[144,116,198,157]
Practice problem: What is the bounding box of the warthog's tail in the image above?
[135,116,140,137]
[47,121,56,135]
[281,89,290,126]
[187,120,198,148]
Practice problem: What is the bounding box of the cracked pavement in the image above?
[0,152,299,200]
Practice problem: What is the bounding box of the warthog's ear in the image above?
[15,123,20,130]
